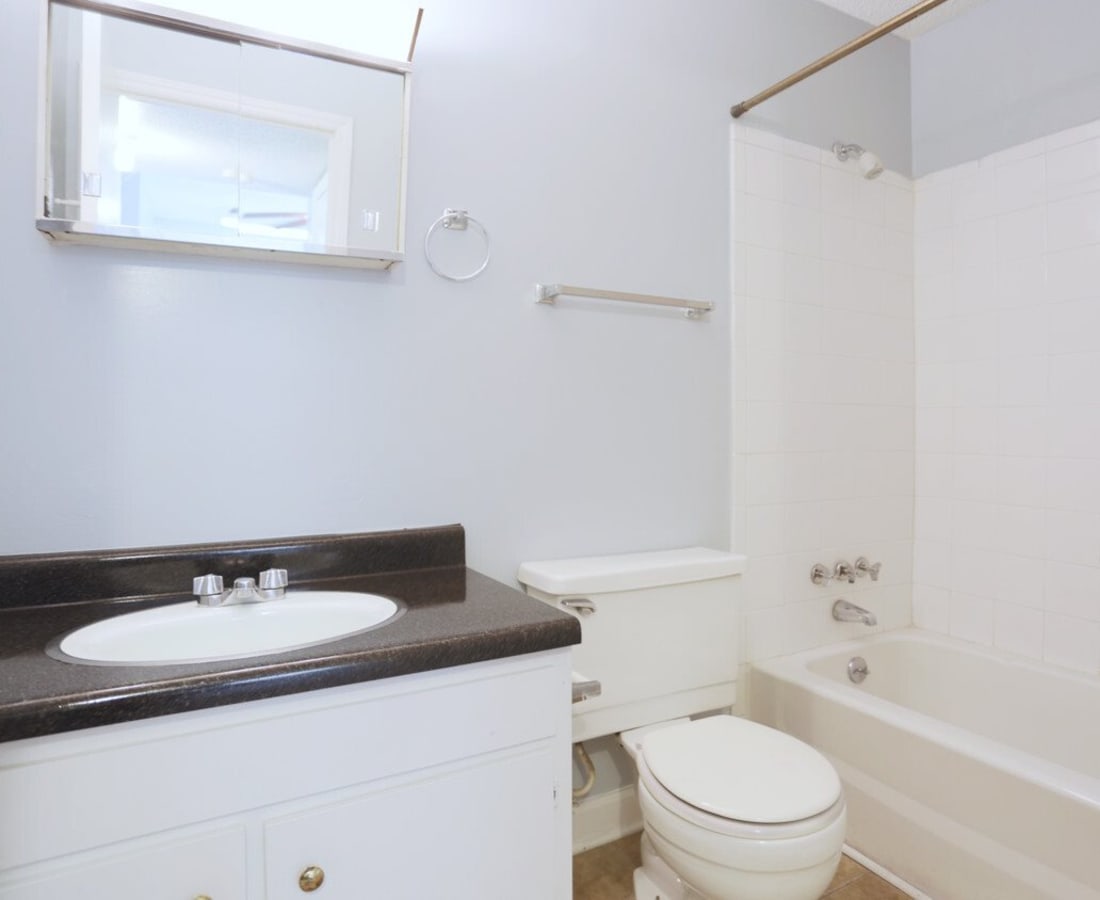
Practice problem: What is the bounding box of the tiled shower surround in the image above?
[732,124,915,661]
[735,119,1100,678]
[913,120,1100,675]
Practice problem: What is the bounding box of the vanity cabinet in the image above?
[0,828,248,900]
[0,650,572,900]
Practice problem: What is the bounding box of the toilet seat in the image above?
[637,716,843,830]
[637,754,845,841]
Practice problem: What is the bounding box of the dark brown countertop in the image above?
[0,525,580,742]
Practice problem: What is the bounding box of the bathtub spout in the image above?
[832,599,877,626]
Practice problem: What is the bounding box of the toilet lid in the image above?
[641,716,841,824]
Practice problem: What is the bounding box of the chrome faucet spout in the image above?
[832,599,877,626]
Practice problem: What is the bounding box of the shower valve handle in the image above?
[834,560,856,584]
[855,557,882,581]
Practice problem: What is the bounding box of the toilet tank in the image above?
[517,548,746,742]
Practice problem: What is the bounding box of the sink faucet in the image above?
[832,598,877,626]
[193,569,288,607]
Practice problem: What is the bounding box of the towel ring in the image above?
[424,208,490,282]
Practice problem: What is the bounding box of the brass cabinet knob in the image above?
[299,865,325,892]
[194,896,212,900]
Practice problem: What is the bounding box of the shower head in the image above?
[832,142,884,179]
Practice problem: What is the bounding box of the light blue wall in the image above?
[912,0,1100,176]
[0,0,910,586]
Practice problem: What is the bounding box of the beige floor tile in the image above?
[573,833,640,900]
[823,854,869,893]
[825,876,910,900]
[573,834,908,900]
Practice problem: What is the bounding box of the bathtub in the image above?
[751,628,1100,900]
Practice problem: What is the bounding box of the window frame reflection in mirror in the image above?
[37,0,414,270]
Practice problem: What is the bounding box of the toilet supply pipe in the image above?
[572,742,597,804]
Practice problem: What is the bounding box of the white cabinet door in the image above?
[0,827,247,900]
[264,747,559,900]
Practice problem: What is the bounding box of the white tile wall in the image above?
[913,120,1100,677]
[733,124,915,661]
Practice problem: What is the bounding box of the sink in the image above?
[53,591,403,665]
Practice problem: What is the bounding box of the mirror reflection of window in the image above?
[100,93,332,248]
[43,0,412,265]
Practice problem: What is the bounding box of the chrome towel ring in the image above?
[423,208,490,281]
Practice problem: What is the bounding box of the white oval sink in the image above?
[55,591,402,665]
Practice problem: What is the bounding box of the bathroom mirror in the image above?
[38,0,412,269]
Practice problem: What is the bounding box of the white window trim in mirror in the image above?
[37,0,415,271]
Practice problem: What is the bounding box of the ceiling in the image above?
[810,0,993,39]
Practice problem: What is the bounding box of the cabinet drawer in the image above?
[0,826,247,900]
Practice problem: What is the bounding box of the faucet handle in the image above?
[810,563,833,586]
[834,560,855,584]
[854,557,882,581]
[259,568,288,590]
[193,573,225,605]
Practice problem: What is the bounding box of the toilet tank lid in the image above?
[517,547,746,595]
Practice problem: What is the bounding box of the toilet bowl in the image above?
[516,547,846,900]
[621,716,846,900]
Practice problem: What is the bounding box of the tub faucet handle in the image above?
[855,557,882,581]
[834,560,856,584]
[810,563,833,586]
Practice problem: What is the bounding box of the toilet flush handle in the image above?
[561,598,596,616]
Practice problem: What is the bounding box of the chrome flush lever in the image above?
[561,598,596,616]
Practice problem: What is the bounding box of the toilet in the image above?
[518,548,846,900]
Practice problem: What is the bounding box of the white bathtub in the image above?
[751,628,1100,900]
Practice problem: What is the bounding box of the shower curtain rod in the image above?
[730,0,951,118]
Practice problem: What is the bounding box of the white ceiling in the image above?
[810,0,993,39]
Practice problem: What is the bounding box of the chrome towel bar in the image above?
[535,283,713,319]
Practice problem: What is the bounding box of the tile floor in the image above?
[573,834,910,899]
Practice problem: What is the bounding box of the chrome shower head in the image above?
[832,142,884,179]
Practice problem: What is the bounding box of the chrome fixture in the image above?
[832,142,884,179]
[854,557,882,581]
[572,676,602,704]
[813,559,880,585]
[561,597,597,616]
[832,599,877,626]
[848,656,869,683]
[833,560,856,584]
[192,569,288,607]
[536,282,714,319]
[424,209,491,282]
